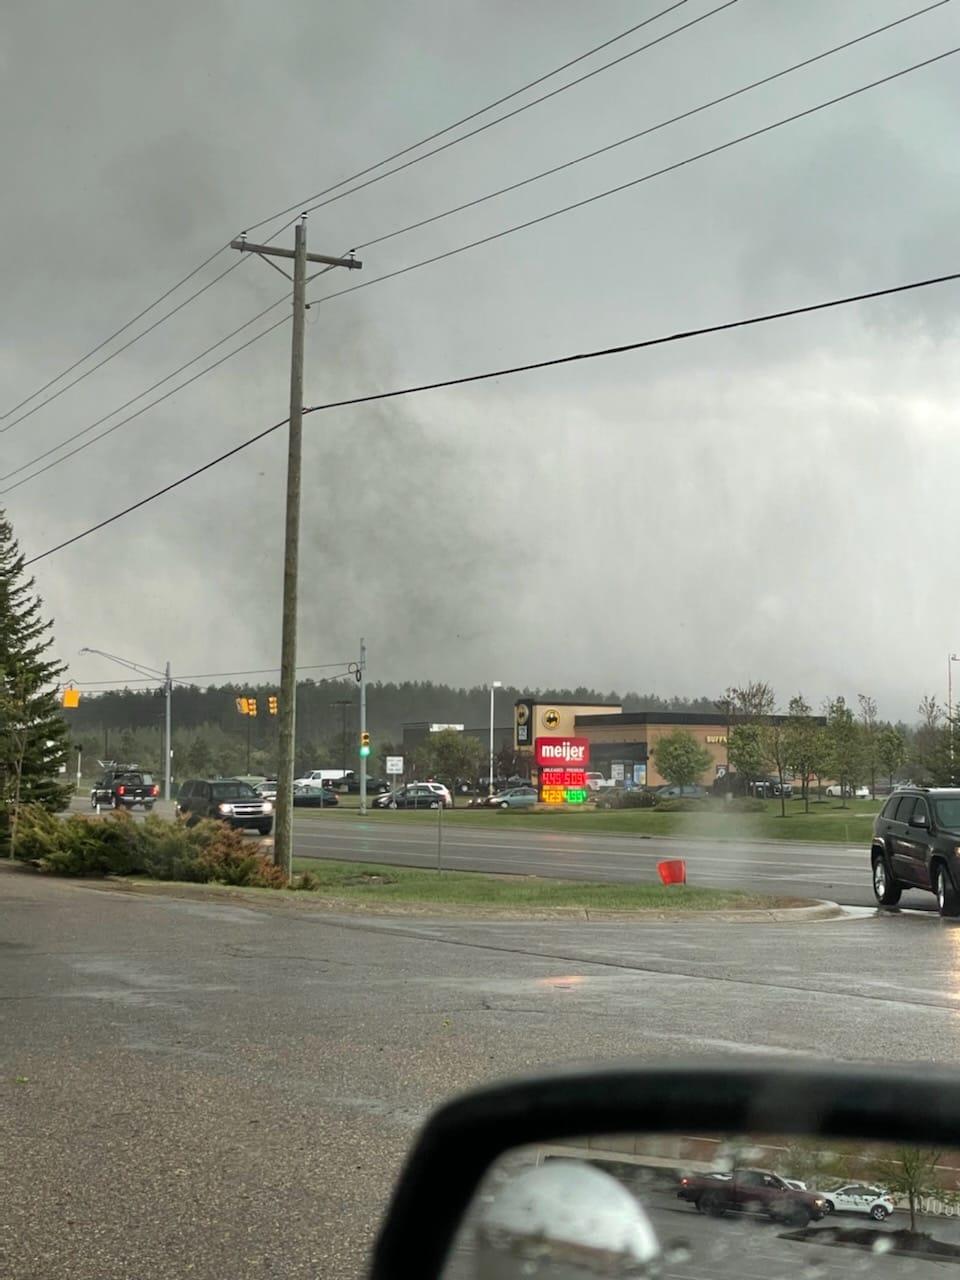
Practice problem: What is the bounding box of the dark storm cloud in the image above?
[3,0,960,717]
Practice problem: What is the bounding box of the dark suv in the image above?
[176,778,274,835]
[871,787,960,915]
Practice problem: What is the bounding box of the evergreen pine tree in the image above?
[0,512,70,855]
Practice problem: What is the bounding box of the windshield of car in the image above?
[933,798,960,831]
[210,782,257,800]
[16,7,960,1275]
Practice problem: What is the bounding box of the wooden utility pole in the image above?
[231,220,361,879]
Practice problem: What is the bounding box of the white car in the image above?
[825,784,870,798]
[821,1183,895,1220]
[423,781,453,806]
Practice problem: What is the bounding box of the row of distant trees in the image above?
[64,678,960,798]
[651,682,919,811]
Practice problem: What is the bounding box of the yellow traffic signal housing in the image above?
[62,687,80,708]
[268,695,278,715]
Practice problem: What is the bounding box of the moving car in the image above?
[492,785,538,809]
[333,771,391,794]
[292,783,339,808]
[820,1182,895,1219]
[91,767,159,811]
[676,1167,826,1225]
[871,786,960,915]
[373,783,451,810]
[176,777,273,834]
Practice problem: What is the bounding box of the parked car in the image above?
[492,786,538,809]
[826,783,868,798]
[176,777,273,834]
[657,784,708,800]
[91,767,159,811]
[820,1183,895,1220]
[292,783,339,808]
[255,782,278,800]
[373,783,451,810]
[871,786,960,915]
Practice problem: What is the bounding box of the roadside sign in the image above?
[611,762,625,782]
[386,756,404,775]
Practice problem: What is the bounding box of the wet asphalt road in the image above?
[292,813,927,910]
[5,869,960,1278]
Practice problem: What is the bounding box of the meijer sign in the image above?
[535,737,590,765]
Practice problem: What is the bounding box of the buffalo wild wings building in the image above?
[514,699,806,789]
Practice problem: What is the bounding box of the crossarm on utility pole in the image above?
[230,239,362,270]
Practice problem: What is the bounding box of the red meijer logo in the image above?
[535,737,590,765]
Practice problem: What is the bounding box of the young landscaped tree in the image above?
[0,512,70,856]
[877,725,906,791]
[784,694,821,813]
[857,694,881,798]
[873,1147,950,1234]
[417,728,484,805]
[760,719,790,817]
[727,723,765,794]
[651,729,713,790]
[823,697,863,809]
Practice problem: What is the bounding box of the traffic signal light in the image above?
[62,687,80,708]
[248,698,257,717]
[359,731,371,757]
[236,697,250,714]
[268,695,278,715]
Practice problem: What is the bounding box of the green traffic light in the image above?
[359,746,371,757]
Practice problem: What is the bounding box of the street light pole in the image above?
[79,648,173,802]
[488,681,502,797]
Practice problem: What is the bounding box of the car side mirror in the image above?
[912,813,929,828]
[370,1061,960,1278]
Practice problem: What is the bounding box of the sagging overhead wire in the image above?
[23,264,960,567]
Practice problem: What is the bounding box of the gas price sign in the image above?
[537,741,590,805]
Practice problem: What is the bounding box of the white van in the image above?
[294,769,349,787]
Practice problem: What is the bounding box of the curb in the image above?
[0,866,843,923]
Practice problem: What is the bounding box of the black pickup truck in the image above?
[91,767,159,811]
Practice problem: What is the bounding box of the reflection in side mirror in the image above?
[370,1065,960,1279]
[445,1132,960,1278]
[912,814,929,827]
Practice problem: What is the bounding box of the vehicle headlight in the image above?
[218,803,234,814]
[814,1198,825,1207]
[262,801,273,813]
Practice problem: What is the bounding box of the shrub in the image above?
[17,806,286,888]
[654,797,709,813]
[722,796,766,813]
[597,789,658,810]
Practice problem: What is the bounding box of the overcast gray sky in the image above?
[3,0,959,720]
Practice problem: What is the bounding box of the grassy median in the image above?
[301,796,881,844]
[289,858,798,911]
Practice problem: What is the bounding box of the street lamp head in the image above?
[492,680,503,689]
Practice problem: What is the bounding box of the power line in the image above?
[24,265,960,568]
[9,25,949,491]
[71,661,357,688]
[356,0,955,252]
[298,0,739,223]
[308,43,960,310]
[0,243,233,422]
[242,0,697,236]
[3,3,696,422]
[0,258,250,438]
[0,302,292,493]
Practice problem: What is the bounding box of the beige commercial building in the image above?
[515,699,796,787]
